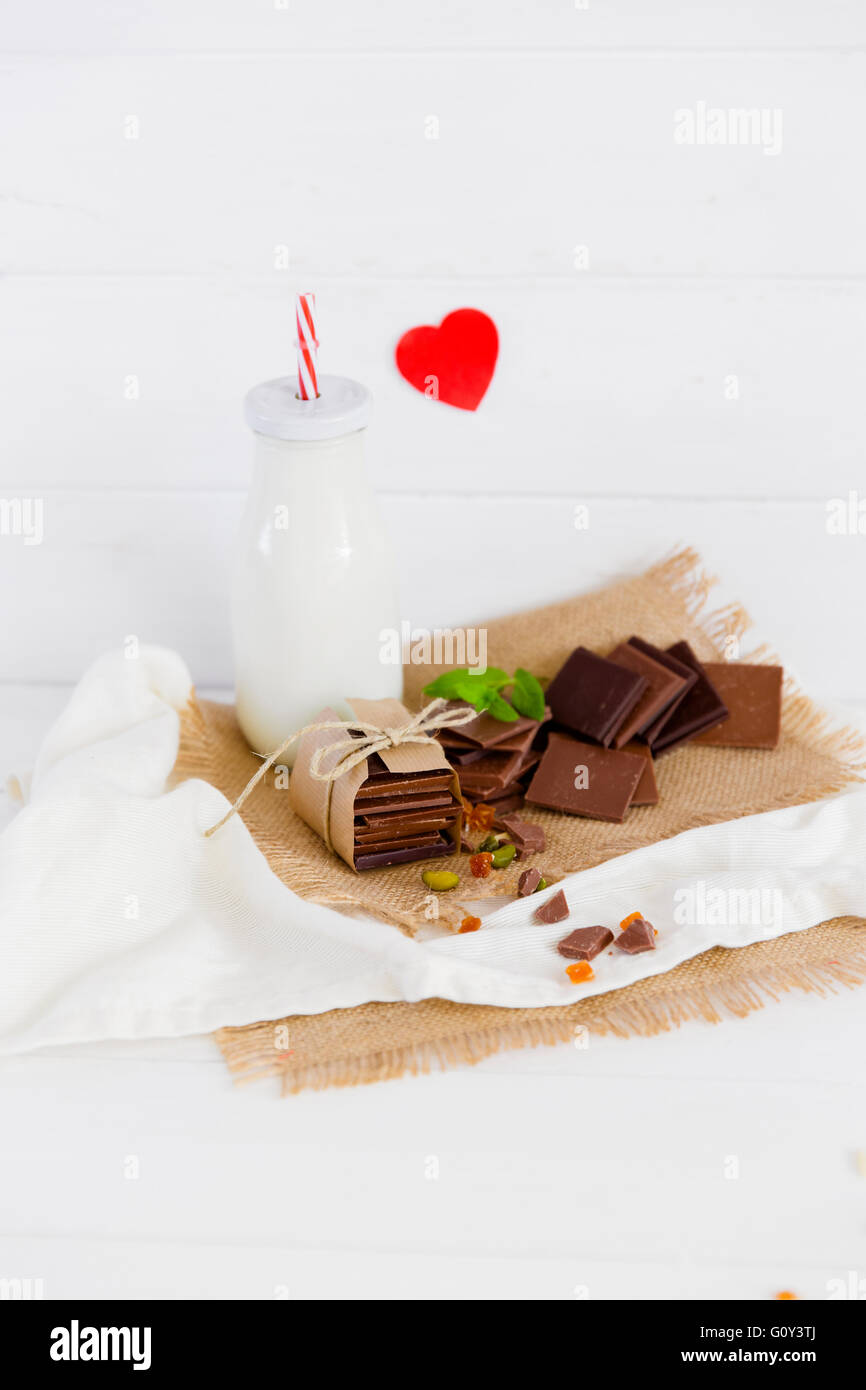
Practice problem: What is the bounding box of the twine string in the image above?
[203,698,477,839]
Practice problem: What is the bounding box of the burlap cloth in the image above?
[171,550,866,1092]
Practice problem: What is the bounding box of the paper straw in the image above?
[295,292,319,400]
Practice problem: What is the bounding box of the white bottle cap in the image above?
[244,374,371,442]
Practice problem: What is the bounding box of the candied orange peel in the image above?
[459,915,481,934]
[566,961,594,984]
[619,910,644,931]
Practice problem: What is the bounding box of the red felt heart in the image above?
[395,308,498,411]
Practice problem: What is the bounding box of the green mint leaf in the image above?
[480,689,519,722]
[510,667,546,722]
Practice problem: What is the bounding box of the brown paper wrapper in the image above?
[289,697,463,870]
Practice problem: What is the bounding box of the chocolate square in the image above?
[606,641,688,748]
[648,641,729,753]
[694,664,783,749]
[546,647,648,747]
[525,731,645,822]
[625,637,698,743]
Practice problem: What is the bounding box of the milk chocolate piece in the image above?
[356,791,455,814]
[695,664,783,749]
[438,701,548,749]
[557,925,614,961]
[606,642,688,748]
[497,813,546,857]
[525,732,645,822]
[621,740,659,806]
[649,642,729,753]
[354,832,443,853]
[517,867,543,896]
[533,888,569,924]
[546,647,647,747]
[356,772,453,798]
[614,917,656,954]
[625,637,698,742]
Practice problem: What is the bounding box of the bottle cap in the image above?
[244,374,371,441]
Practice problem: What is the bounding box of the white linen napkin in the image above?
[0,647,863,1054]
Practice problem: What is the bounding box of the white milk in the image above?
[231,374,402,756]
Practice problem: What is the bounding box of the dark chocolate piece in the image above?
[625,637,698,742]
[621,740,659,806]
[497,813,546,857]
[353,833,443,853]
[533,888,569,924]
[525,732,645,822]
[545,647,647,747]
[354,840,453,870]
[557,925,614,961]
[695,664,783,749]
[517,867,543,896]
[606,642,688,748]
[614,917,656,954]
[648,642,729,753]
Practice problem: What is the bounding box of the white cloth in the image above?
[0,647,864,1054]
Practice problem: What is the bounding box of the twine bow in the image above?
[203,698,477,840]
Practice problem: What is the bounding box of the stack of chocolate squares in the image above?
[435,701,549,816]
[525,639,735,823]
[353,753,463,870]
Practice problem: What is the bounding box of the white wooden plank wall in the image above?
[1,3,864,697]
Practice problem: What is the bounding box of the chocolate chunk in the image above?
[648,642,729,753]
[497,813,546,857]
[621,740,659,806]
[525,731,645,822]
[557,925,614,960]
[695,663,783,749]
[606,642,688,748]
[546,647,648,747]
[517,867,543,896]
[533,888,569,924]
[614,917,656,954]
[625,637,698,742]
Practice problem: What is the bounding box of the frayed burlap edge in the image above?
[214,920,866,1094]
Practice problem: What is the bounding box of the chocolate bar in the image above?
[525,732,645,822]
[546,647,647,747]
[694,663,783,749]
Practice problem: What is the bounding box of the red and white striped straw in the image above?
[295,292,319,400]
